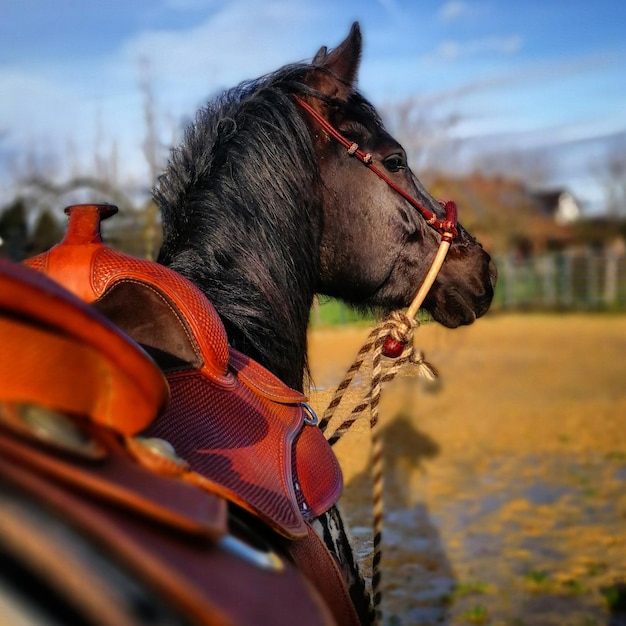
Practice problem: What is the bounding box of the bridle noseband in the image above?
[294,96,458,241]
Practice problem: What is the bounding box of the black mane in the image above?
[156,65,326,391]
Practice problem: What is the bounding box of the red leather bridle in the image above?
[294,96,458,241]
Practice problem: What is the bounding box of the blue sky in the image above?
[2,0,625,212]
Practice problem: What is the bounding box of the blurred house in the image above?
[428,173,580,256]
[530,189,582,226]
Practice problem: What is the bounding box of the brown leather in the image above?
[288,526,363,626]
[25,204,343,539]
[0,414,227,539]
[0,256,349,625]
[0,427,335,626]
[0,259,169,435]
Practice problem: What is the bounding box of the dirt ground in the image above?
[307,314,626,626]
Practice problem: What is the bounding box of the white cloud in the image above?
[0,0,334,188]
[439,1,469,22]
[437,40,461,61]
[1,68,93,145]
[469,35,522,56]
[93,0,340,125]
[162,0,221,10]
[374,0,403,18]
[115,1,320,83]
[423,35,523,63]
[1,0,624,211]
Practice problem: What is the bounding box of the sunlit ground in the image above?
[308,313,626,626]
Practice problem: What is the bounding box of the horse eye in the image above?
[383,154,405,173]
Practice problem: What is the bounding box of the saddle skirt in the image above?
[24,204,342,539]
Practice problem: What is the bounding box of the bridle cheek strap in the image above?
[294,96,458,343]
[294,96,458,238]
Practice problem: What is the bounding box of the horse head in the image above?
[156,23,496,390]
[297,23,496,328]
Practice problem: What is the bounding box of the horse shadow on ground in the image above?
[340,410,457,625]
[603,582,626,626]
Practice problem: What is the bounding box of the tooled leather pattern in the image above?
[89,248,342,536]
[92,247,231,375]
[146,373,304,534]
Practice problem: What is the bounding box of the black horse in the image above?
[155,23,495,624]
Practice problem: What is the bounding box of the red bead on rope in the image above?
[382,336,405,358]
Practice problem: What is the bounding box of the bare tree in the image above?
[380,96,463,176]
[0,59,174,259]
[471,147,555,189]
[139,57,160,184]
[602,135,626,217]
[21,175,133,212]
[138,57,162,260]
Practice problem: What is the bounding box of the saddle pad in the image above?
[25,204,343,539]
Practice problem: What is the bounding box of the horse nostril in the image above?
[488,259,498,288]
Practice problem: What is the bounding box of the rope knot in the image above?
[388,310,417,342]
[411,349,439,384]
[382,311,417,358]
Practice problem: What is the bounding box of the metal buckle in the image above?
[0,403,105,460]
[223,514,284,572]
[218,534,284,572]
[301,402,318,426]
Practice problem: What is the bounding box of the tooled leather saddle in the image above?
[0,204,360,626]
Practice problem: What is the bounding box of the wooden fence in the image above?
[492,249,626,311]
[312,248,626,325]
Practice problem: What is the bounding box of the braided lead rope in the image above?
[318,320,395,438]
[321,312,438,443]
[321,311,438,626]
[320,230,453,625]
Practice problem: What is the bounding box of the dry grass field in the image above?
[307,313,626,626]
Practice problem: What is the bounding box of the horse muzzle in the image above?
[425,250,497,328]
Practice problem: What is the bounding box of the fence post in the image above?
[502,255,515,308]
[585,248,591,309]
[540,254,556,308]
[494,249,625,312]
[562,250,573,308]
[604,253,618,308]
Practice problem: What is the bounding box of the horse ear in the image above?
[305,22,362,102]
[322,22,362,89]
[312,46,328,65]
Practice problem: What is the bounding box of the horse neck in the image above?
[217,239,319,393]
[162,223,318,392]
[157,104,324,391]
